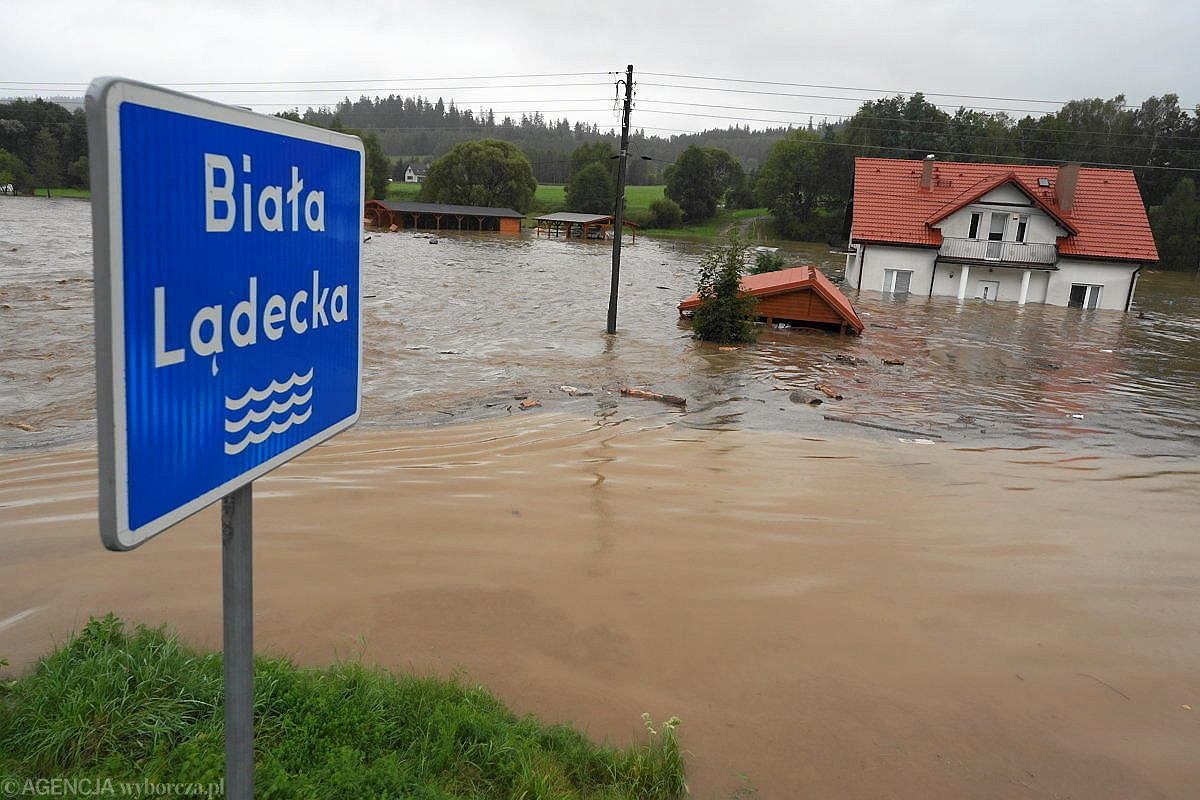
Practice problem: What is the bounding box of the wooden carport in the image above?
[365,200,523,233]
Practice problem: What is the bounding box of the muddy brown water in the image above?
[3,195,1199,454]
[2,196,1199,798]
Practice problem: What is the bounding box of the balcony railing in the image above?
[939,237,1057,266]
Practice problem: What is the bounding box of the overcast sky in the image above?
[5,0,1197,133]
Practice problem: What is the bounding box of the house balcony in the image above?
[938,237,1057,268]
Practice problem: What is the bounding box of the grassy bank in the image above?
[641,208,770,241]
[9,188,93,199]
[0,616,687,799]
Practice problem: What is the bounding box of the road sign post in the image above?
[221,483,254,798]
[87,78,363,799]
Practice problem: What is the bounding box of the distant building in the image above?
[846,157,1159,310]
[404,165,428,183]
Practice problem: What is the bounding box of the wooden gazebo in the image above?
[533,212,637,242]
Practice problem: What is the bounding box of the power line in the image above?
[640,71,1198,112]
[630,108,1197,156]
[0,72,616,89]
[634,98,1200,144]
[640,81,1112,118]
[0,81,613,95]
[625,123,1200,173]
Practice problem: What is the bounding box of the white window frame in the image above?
[1069,283,1103,309]
[882,269,913,295]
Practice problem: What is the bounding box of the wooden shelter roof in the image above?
[372,200,524,218]
[534,212,638,227]
[678,265,865,334]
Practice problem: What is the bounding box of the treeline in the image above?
[293,94,789,185]
[2,90,1197,270]
[0,99,88,194]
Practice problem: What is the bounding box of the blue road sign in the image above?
[88,79,364,550]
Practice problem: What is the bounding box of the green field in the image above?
[385,181,422,201]
[0,615,688,799]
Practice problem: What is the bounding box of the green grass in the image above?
[641,208,769,241]
[0,615,687,799]
[21,187,92,199]
[385,181,422,201]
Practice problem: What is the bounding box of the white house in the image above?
[845,157,1159,310]
[404,165,428,183]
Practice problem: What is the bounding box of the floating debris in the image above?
[790,390,823,406]
[519,399,541,410]
[619,387,686,407]
[559,385,594,397]
[814,384,843,400]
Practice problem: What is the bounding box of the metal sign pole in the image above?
[221,483,254,800]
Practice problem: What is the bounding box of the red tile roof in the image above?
[850,157,1159,262]
[678,265,865,333]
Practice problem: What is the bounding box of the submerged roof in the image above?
[678,265,865,334]
[850,157,1158,262]
[370,200,523,218]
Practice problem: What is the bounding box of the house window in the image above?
[968,212,982,239]
[883,269,912,295]
[988,213,1008,241]
[1015,215,1029,243]
[1068,284,1103,309]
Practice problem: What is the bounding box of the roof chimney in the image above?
[1055,163,1080,212]
[920,154,935,190]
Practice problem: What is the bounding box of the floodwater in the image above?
[3,195,1200,798]
[2,195,1198,454]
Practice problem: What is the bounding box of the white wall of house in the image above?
[930,263,1051,303]
[1048,258,1138,310]
[854,244,937,295]
[933,188,1069,245]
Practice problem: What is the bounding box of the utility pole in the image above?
[606,64,634,335]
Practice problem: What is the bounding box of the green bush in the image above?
[691,233,757,344]
[647,197,683,229]
[749,250,786,274]
[0,615,688,799]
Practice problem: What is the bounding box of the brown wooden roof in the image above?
[678,265,865,334]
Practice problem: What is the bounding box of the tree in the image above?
[0,147,32,193]
[569,140,616,176]
[691,232,757,344]
[647,197,682,229]
[755,129,825,238]
[564,161,613,214]
[31,128,60,196]
[66,155,88,189]
[358,131,391,200]
[665,145,720,221]
[422,139,537,213]
[1150,177,1200,271]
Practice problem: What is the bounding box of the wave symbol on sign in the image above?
[224,369,314,455]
